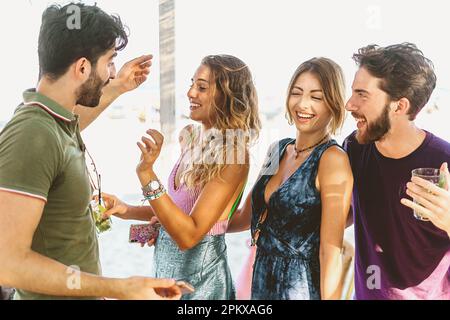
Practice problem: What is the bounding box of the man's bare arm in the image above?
[0,191,179,300]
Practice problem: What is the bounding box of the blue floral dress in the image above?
[250,138,339,300]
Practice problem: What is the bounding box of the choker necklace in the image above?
[294,135,329,159]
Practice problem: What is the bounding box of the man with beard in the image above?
[0,3,181,300]
[344,43,450,300]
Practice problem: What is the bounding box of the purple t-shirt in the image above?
[343,130,450,300]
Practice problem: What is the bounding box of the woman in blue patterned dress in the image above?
[228,57,353,299]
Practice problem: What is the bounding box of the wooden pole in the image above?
[159,0,175,142]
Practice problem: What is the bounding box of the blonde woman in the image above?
[102,55,261,300]
[228,57,353,300]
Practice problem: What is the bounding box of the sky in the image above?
[1,0,449,131]
[0,0,450,192]
[0,0,448,152]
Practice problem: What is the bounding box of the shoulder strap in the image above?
[227,180,246,221]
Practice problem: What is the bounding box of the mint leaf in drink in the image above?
[98,219,112,232]
[438,173,446,188]
[91,202,112,233]
[98,204,107,220]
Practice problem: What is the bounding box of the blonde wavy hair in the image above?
[180,54,261,189]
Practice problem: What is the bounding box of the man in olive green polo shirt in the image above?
[0,3,181,300]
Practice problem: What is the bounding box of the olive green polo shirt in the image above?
[0,89,101,300]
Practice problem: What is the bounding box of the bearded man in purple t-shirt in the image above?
[343,43,450,300]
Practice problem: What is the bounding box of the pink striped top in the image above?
[167,153,228,236]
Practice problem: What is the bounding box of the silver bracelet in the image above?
[142,178,167,201]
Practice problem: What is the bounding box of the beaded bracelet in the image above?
[142,187,167,202]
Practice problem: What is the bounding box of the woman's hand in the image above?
[140,216,161,248]
[94,192,129,220]
[136,129,164,174]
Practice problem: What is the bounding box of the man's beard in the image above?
[75,69,109,108]
[355,104,391,144]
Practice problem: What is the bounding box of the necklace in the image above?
[293,135,329,159]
